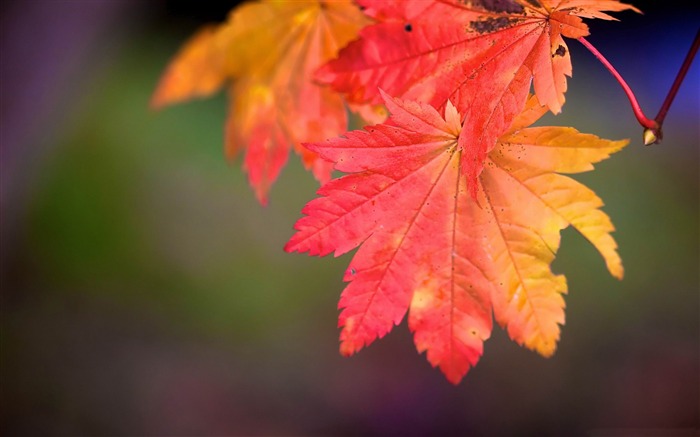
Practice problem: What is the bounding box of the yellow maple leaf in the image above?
[152,1,373,204]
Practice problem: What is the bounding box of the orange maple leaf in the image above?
[286,92,626,384]
[151,1,372,204]
[317,0,639,198]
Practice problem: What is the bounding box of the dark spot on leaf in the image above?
[459,0,523,14]
[470,16,518,34]
[404,23,413,32]
[553,44,567,57]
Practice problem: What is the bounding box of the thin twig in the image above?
[654,28,700,127]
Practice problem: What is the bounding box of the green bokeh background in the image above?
[2,2,698,435]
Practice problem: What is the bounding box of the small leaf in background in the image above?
[286,93,627,384]
[152,0,372,204]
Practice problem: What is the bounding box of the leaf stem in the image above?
[577,36,657,131]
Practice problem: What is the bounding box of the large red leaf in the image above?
[286,92,626,384]
[317,0,639,197]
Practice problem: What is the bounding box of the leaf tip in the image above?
[444,99,462,135]
[252,183,270,207]
[611,265,624,281]
[282,239,297,254]
[376,87,393,105]
[257,196,270,207]
[534,340,558,358]
[445,373,464,386]
[313,60,335,85]
[339,324,367,357]
[339,341,358,357]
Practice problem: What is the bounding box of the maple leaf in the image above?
[151,0,372,204]
[285,92,626,384]
[317,0,639,197]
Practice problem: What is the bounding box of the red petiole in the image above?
[578,30,699,145]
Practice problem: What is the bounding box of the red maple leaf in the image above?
[317,0,639,197]
[285,92,626,384]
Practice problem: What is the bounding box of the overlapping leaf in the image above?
[286,93,626,384]
[152,0,372,204]
[318,0,639,197]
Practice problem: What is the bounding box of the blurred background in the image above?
[1,1,698,435]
